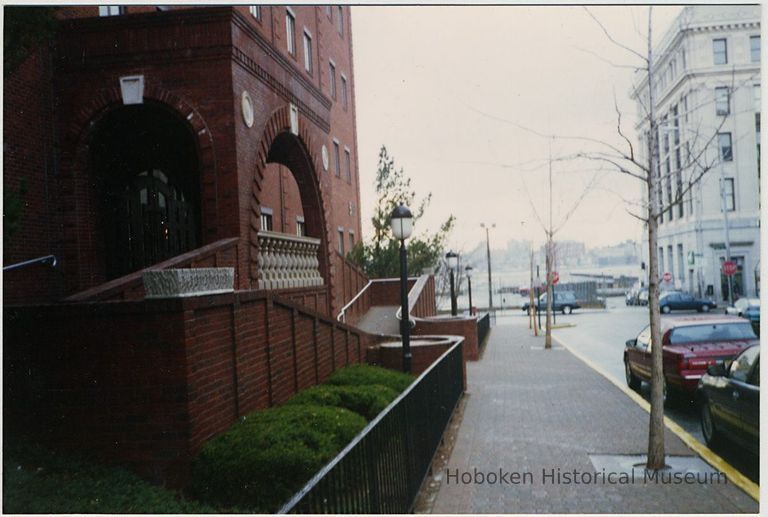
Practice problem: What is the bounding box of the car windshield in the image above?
[668,322,757,345]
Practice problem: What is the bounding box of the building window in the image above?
[329,60,337,99]
[296,217,306,237]
[715,87,730,116]
[344,147,351,182]
[260,208,273,231]
[303,30,313,73]
[751,35,760,63]
[718,132,733,161]
[672,104,679,145]
[713,38,727,65]
[658,247,664,274]
[677,244,685,284]
[286,9,296,56]
[333,140,341,177]
[99,5,124,16]
[340,74,348,110]
[337,228,345,255]
[349,231,355,249]
[667,246,674,280]
[682,94,688,123]
[336,6,344,36]
[754,84,761,111]
[249,5,261,20]
[722,178,735,211]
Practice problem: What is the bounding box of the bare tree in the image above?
[578,6,754,470]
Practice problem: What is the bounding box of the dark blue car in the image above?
[659,291,717,314]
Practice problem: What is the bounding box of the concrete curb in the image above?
[552,333,759,502]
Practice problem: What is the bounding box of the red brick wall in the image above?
[413,317,480,361]
[3,42,64,304]
[5,6,363,313]
[4,290,369,487]
[370,278,417,306]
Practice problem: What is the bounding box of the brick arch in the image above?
[59,81,216,295]
[249,105,335,310]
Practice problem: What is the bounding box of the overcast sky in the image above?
[351,5,683,253]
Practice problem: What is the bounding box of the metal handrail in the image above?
[337,280,373,322]
[3,254,57,271]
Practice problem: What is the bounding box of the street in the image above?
[494,297,759,485]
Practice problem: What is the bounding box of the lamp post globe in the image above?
[390,204,413,240]
[446,251,459,316]
[390,204,413,373]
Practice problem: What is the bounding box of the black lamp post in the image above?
[390,204,414,373]
[465,265,474,315]
[480,223,495,310]
[446,251,458,316]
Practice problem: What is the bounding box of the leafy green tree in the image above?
[348,146,455,278]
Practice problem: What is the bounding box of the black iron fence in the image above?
[477,312,491,349]
[278,340,465,514]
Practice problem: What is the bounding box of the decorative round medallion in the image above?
[321,145,330,171]
[241,91,254,128]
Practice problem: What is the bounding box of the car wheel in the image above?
[625,361,641,391]
[700,400,721,448]
[562,305,572,315]
[701,304,710,313]
[661,305,671,314]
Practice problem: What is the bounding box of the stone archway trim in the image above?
[60,79,217,294]
[249,105,336,310]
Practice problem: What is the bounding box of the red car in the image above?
[623,316,758,399]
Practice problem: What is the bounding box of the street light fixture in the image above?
[446,251,458,316]
[465,265,474,315]
[480,223,495,310]
[390,204,414,373]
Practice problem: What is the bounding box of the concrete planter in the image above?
[143,268,235,299]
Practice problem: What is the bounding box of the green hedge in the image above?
[3,439,216,514]
[325,363,414,393]
[186,404,366,513]
[285,383,399,421]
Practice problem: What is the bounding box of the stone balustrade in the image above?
[256,230,324,290]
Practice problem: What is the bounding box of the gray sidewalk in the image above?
[431,320,758,514]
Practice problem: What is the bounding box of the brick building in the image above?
[4,5,363,315]
[3,5,382,485]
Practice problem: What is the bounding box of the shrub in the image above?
[325,363,414,393]
[187,404,366,513]
[285,384,399,421]
[3,439,216,514]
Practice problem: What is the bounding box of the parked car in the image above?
[637,289,649,306]
[626,287,648,306]
[725,297,759,320]
[623,316,758,400]
[697,345,759,455]
[522,291,580,315]
[658,291,717,314]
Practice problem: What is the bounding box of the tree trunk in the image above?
[645,6,666,471]
[545,238,553,349]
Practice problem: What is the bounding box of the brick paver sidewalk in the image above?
[431,319,758,514]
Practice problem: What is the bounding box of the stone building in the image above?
[631,5,761,300]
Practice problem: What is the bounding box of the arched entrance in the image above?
[91,103,201,279]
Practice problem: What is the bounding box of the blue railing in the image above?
[278,340,465,514]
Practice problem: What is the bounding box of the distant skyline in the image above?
[352,5,683,253]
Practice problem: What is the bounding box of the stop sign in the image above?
[722,260,738,276]
[663,271,672,282]
[551,271,559,285]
